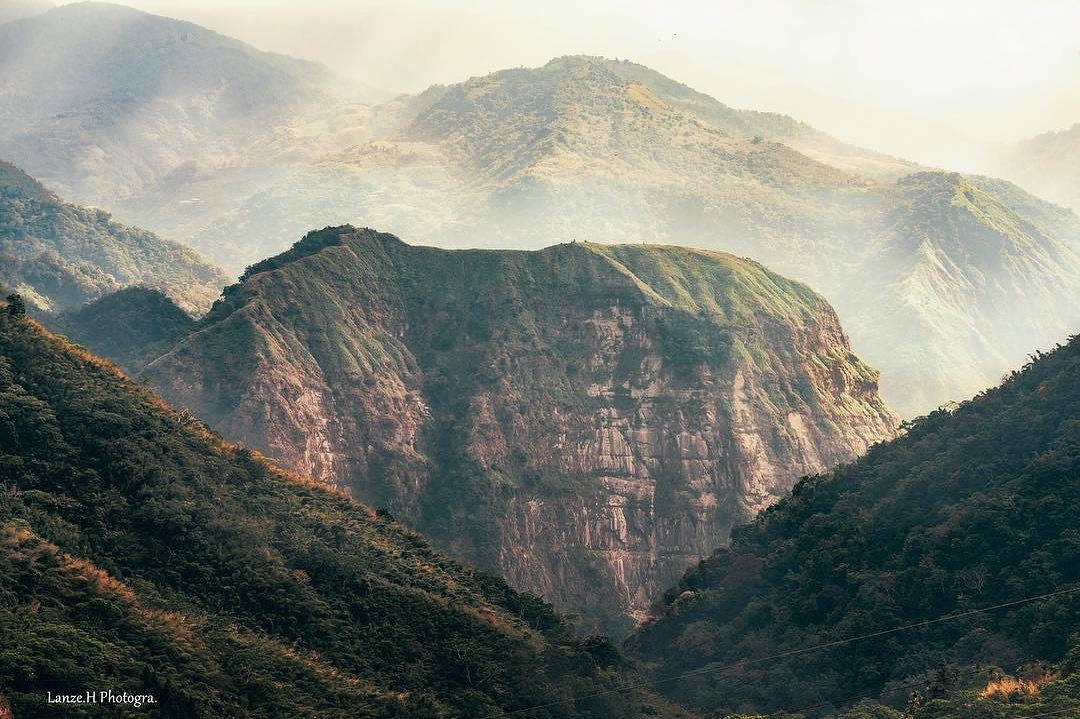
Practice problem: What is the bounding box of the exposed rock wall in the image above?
[145,227,899,634]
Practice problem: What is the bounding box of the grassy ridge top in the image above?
[231,226,830,327]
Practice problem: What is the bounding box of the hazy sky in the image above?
[58,0,1080,168]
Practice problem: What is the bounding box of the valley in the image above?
[70,227,899,635]
[2,3,1079,717]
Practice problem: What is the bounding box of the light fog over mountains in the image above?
[3,2,1078,419]
[45,0,1080,171]
[2,4,1080,716]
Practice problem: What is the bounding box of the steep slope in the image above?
[0,299,697,719]
[181,56,1080,416]
[995,123,1080,215]
[0,161,228,314]
[0,1,350,268]
[136,226,898,635]
[53,287,196,374]
[630,335,1080,716]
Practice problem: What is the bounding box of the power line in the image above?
[1013,706,1080,719]
[479,583,1080,718]
[781,665,985,715]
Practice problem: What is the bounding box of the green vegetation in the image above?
[153,54,1079,417]
[0,303,696,719]
[0,161,229,314]
[630,335,1080,717]
[52,287,196,374]
[128,227,896,637]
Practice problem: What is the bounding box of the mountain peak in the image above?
[134,230,898,634]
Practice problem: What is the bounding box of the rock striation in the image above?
[142,226,899,634]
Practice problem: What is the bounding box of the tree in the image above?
[4,293,25,319]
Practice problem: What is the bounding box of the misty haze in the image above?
[1,2,1079,718]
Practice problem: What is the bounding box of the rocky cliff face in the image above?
[143,227,899,634]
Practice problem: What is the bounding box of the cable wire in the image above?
[478,583,1080,718]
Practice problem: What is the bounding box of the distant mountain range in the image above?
[0,299,697,719]
[631,334,1080,716]
[995,123,1080,216]
[0,160,228,314]
[68,227,897,634]
[3,4,1075,416]
[0,2,351,223]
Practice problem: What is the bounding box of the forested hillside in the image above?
[0,301,695,718]
[0,161,228,314]
[631,335,1080,716]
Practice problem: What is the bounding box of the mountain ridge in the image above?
[0,299,698,719]
[0,160,229,314]
[105,226,903,634]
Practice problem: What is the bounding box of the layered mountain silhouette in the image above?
[0,161,228,314]
[630,334,1080,716]
[67,226,899,634]
[3,7,1074,416]
[995,122,1080,216]
[5,6,1080,717]
[0,2,350,230]
[0,297,699,719]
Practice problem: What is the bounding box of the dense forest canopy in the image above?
[630,335,1080,717]
[0,304,694,718]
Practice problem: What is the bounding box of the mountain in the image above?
[0,2,344,229]
[162,56,1080,417]
[3,24,1075,414]
[0,297,699,719]
[53,287,196,374]
[104,226,899,635]
[0,0,52,23]
[844,172,1080,415]
[0,161,228,314]
[995,123,1080,215]
[629,335,1080,716]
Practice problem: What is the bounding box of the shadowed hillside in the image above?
[0,298,698,719]
[630,334,1080,716]
[104,226,901,635]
